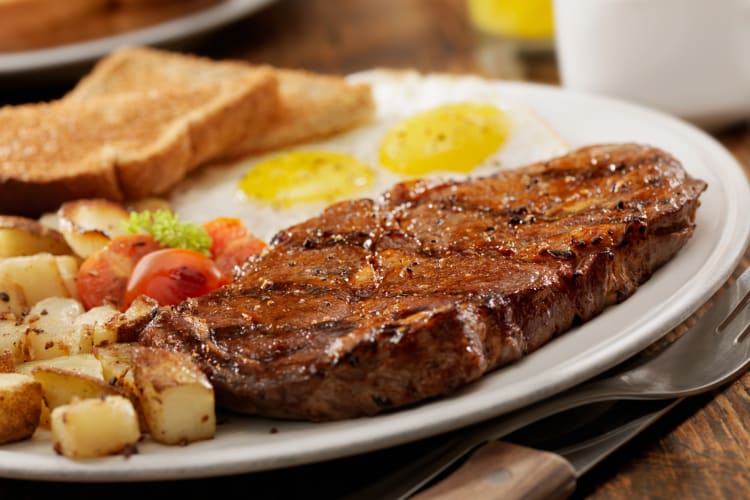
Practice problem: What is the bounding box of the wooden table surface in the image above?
[3,0,750,498]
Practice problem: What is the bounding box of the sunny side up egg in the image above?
[170,70,569,242]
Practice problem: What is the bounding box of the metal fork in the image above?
[359,266,750,499]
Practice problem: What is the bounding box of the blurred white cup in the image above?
[553,0,750,129]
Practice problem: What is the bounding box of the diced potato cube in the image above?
[132,346,215,445]
[0,254,80,307]
[25,297,85,360]
[0,316,26,362]
[38,212,61,231]
[38,400,51,429]
[51,395,141,459]
[0,372,42,444]
[94,343,135,388]
[93,343,149,430]
[55,256,80,301]
[105,296,158,343]
[0,215,72,258]
[0,280,27,316]
[73,304,120,352]
[17,353,104,380]
[32,367,124,410]
[0,349,14,372]
[57,199,129,259]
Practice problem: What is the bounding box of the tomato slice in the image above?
[203,217,267,276]
[77,234,162,310]
[123,248,230,307]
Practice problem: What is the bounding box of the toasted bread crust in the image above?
[1,46,371,216]
[0,70,277,215]
[112,74,279,199]
[69,47,375,158]
[0,162,122,216]
[68,47,259,98]
[228,68,375,157]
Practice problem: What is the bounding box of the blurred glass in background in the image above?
[467,0,557,81]
[553,0,750,130]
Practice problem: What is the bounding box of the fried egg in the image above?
[171,70,568,242]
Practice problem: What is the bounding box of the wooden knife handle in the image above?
[411,441,576,500]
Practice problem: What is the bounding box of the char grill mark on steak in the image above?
[140,144,707,421]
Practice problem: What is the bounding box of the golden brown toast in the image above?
[68,46,375,156]
[0,71,277,216]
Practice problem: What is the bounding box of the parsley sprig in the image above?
[123,210,211,255]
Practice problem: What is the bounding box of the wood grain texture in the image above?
[413,441,576,500]
[1,0,749,498]
[202,0,482,76]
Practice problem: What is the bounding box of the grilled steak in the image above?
[140,143,707,420]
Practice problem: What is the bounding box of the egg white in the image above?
[170,70,569,242]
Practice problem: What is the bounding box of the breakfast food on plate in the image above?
[140,143,707,421]
[0,71,278,216]
[0,373,42,444]
[0,47,707,459]
[67,46,376,158]
[0,46,375,218]
[50,395,141,459]
[0,215,72,257]
[171,70,569,241]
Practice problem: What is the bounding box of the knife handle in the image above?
[411,441,576,500]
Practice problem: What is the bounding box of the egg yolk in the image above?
[379,103,511,177]
[238,151,374,207]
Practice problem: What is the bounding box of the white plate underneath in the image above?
[2,76,749,482]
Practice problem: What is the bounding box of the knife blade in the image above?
[410,398,681,500]
[516,398,681,479]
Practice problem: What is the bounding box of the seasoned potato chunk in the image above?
[58,199,129,259]
[0,349,14,372]
[94,343,135,391]
[105,296,158,343]
[33,367,125,411]
[0,254,80,307]
[132,346,215,445]
[73,304,120,352]
[0,373,42,444]
[24,297,85,360]
[0,315,26,363]
[0,215,72,258]
[17,353,104,380]
[51,395,141,459]
[93,343,147,430]
[0,280,27,316]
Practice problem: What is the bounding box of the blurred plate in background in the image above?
[0,0,275,86]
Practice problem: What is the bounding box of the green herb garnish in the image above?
[124,210,211,255]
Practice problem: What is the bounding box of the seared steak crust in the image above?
[140,144,707,420]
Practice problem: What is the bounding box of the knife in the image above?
[346,398,681,500]
[408,398,681,499]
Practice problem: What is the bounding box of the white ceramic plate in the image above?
[2,75,749,481]
[0,0,275,82]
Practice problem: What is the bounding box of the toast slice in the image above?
[68,46,375,156]
[0,71,277,216]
